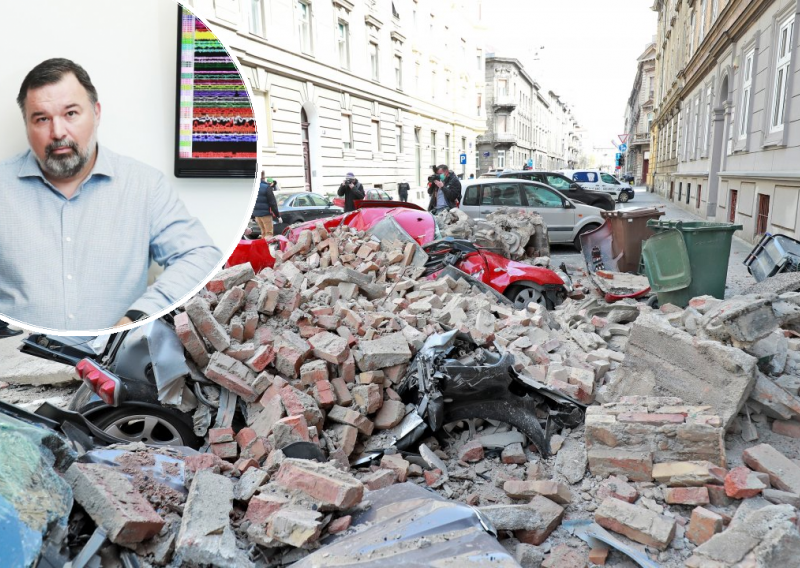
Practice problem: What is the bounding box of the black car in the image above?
[494,170,616,211]
[250,192,343,236]
[621,172,635,183]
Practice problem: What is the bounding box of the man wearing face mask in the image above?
[0,58,222,331]
[427,164,461,214]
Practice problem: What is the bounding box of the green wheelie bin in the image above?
[642,220,743,307]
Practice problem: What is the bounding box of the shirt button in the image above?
[65,237,71,242]
[69,314,75,319]
[67,274,73,280]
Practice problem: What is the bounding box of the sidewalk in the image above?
[0,332,76,386]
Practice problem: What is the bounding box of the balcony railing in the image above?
[494,132,518,145]
[493,95,517,109]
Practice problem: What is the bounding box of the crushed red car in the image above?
[226,201,569,309]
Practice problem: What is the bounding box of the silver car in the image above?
[459,179,605,249]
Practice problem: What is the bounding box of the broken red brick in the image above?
[595,498,675,551]
[208,427,235,444]
[380,453,410,482]
[273,458,364,510]
[235,427,257,450]
[362,469,397,490]
[458,440,485,463]
[664,486,710,505]
[174,312,210,367]
[424,469,443,486]
[772,420,800,439]
[210,441,238,460]
[686,506,723,545]
[724,466,767,499]
[328,515,351,534]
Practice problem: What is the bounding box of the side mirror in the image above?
[570,183,581,190]
[563,200,575,209]
[325,199,333,207]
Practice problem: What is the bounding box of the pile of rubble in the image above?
[436,207,550,260]
[52,216,800,567]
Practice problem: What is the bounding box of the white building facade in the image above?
[186,0,487,201]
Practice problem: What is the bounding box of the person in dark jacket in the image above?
[253,172,281,238]
[427,164,461,213]
[398,180,410,202]
[337,172,365,212]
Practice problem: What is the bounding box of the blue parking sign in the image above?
[459,153,467,165]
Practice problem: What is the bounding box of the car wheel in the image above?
[573,224,601,252]
[504,283,550,310]
[618,192,630,203]
[91,405,200,448]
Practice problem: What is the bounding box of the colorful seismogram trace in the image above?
[179,9,257,159]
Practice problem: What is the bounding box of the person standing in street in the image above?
[398,180,410,202]
[427,164,462,214]
[253,172,281,238]
[337,172,365,212]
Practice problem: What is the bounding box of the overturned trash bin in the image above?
[743,232,800,282]
[643,220,742,307]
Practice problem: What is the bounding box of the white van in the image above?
[559,170,635,203]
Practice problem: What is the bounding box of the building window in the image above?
[337,21,350,68]
[497,114,507,132]
[686,183,692,205]
[250,0,265,36]
[371,119,381,152]
[678,182,683,200]
[445,133,450,164]
[699,0,707,42]
[712,0,718,21]
[739,49,754,139]
[396,125,403,153]
[498,79,508,96]
[729,189,738,222]
[341,114,353,150]
[757,194,771,235]
[431,131,437,166]
[431,70,437,100]
[477,93,482,116]
[691,96,700,158]
[297,1,312,54]
[394,55,402,90]
[771,14,795,132]
[689,11,695,56]
[415,62,420,92]
[697,184,702,208]
[476,49,482,71]
[369,42,379,81]
[703,84,712,152]
[497,150,505,169]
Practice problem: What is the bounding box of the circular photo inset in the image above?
[0,0,259,334]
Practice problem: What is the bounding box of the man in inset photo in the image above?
[0,58,222,330]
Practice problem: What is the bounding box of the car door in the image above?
[572,171,600,191]
[520,182,575,243]
[478,182,523,219]
[460,184,482,219]
[292,193,315,221]
[599,173,621,192]
[306,193,335,220]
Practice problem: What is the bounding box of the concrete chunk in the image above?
[602,312,757,429]
[64,463,164,545]
[273,458,364,510]
[176,471,245,567]
[742,443,800,495]
[353,332,412,371]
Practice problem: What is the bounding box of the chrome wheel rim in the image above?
[104,414,183,445]
[514,287,545,310]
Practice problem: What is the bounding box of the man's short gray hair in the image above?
[17,58,99,115]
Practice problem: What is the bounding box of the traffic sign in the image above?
[618,143,628,152]
[482,151,491,157]
[618,134,629,144]
[527,158,533,167]
[459,153,467,165]
[615,153,622,160]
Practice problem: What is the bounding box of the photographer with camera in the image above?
[337,171,365,212]
[427,164,461,214]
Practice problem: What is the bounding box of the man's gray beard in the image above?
[38,133,96,179]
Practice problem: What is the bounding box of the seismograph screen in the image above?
[175,5,257,177]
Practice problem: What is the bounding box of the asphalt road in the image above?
[549,186,756,298]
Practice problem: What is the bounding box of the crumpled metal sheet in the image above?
[365,215,429,267]
[564,519,661,568]
[0,413,74,567]
[110,319,190,406]
[294,483,520,567]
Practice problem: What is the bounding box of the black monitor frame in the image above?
[173,4,257,178]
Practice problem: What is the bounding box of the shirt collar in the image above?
[17,144,115,181]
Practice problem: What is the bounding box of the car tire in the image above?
[504,283,552,310]
[90,404,201,448]
[573,224,601,252]
[618,192,630,203]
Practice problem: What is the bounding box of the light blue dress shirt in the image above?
[0,146,222,331]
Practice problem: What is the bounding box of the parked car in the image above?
[332,187,393,209]
[231,202,570,309]
[490,170,615,211]
[269,192,343,234]
[458,178,605,249]
[559,169,635,203]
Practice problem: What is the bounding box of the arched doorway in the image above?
[707,74,730,218]
[301,108,311,191]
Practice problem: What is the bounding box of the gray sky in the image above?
[482,0,658,150]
